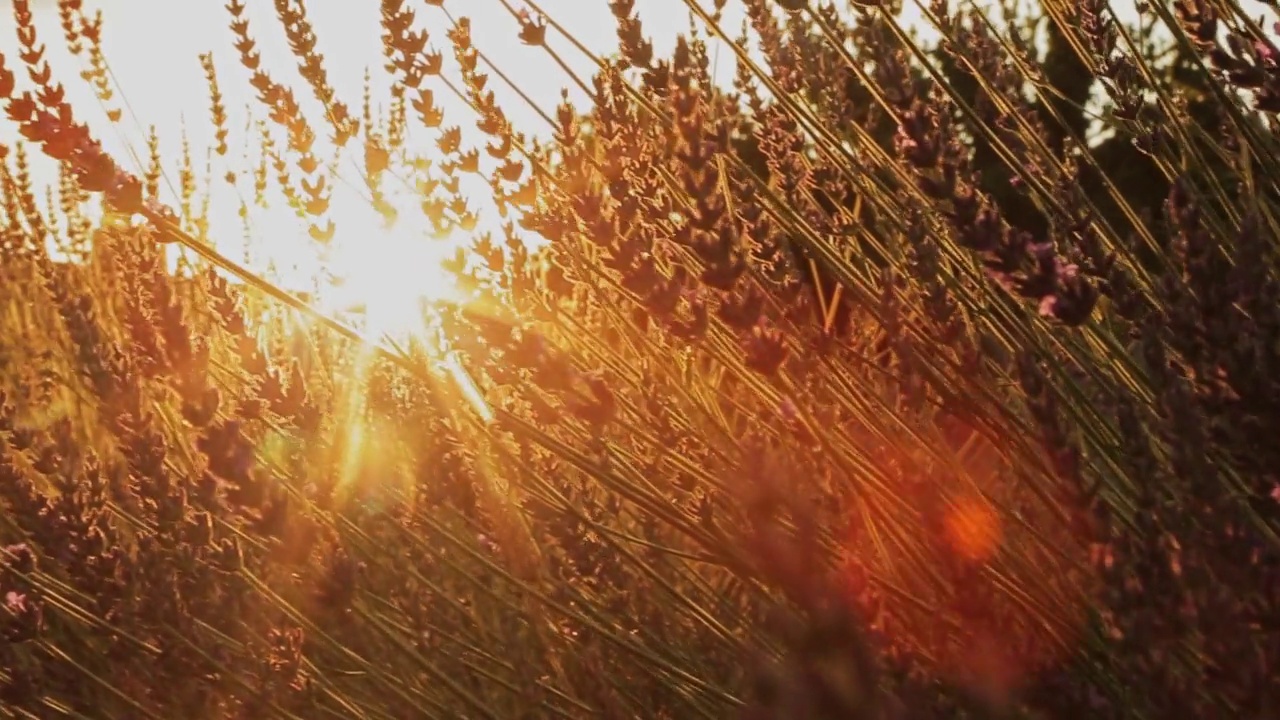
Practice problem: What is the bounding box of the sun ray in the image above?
[440,352,495,424]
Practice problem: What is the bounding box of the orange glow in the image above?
[941,495,1003,563]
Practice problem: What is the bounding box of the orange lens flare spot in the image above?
[941,496,1002,563]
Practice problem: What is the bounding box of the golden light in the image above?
[319,219,466,342]
[326,219,498,424]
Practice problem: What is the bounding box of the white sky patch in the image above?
[0,1,754,287]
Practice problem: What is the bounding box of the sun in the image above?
[320,219,466,341]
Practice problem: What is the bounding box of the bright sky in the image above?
[7,1,747,153]
[0,1,943,325]
[0,2,758,295]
